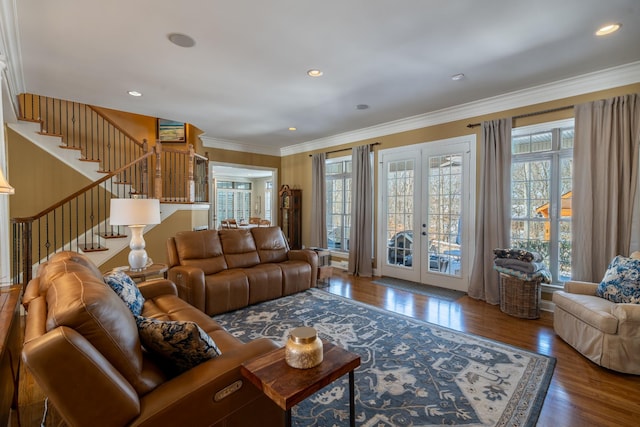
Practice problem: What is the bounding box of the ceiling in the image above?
[7,0,640,154]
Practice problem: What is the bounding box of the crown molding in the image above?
[0,0,25,118]
[200,135,281,157]
[281,61,640,157]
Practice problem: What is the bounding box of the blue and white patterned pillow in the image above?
[596,255,640,304]
[103,271,145,316]
[135,316,222,372]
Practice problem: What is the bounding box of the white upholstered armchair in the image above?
[553,280,640,374]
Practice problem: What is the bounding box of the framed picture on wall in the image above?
[157,118,186,143]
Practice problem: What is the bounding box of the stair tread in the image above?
[79,246,109,253]
[99,233,127,239]
[38,131,64,138]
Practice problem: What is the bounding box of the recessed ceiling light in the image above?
[356,104,369,110]
[168,33,196,48]
[596,23,621,36]
[288,127,297,131]
[128,90,142,97]
[451,73,465,81]
[307,69,323,77]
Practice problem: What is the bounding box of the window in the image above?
[326,158,351,251]
[216,180,252,225]
[511,122,573,284]
[264,181,272,223]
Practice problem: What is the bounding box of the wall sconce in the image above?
[0,167,14,195]
[109,198,161,271]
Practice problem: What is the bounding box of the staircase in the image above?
[9,94,209,285]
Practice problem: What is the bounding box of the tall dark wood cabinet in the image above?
[278,185,302,249]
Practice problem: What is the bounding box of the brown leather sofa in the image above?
[166,227,318,316]
[21,251,284,427]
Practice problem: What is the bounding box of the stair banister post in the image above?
[21,220,33,288]
[154,143,163,201]
[141,139,148,196]
[188,144,195,203]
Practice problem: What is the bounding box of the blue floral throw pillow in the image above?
[596,255,640,304]
[135,316,222,372]
[103,271,145,316]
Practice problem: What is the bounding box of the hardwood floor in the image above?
[12,271,640,427]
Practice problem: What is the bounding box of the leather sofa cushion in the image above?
[45,271,157,395]
[204,271,250,314]
[35,251,104,297]
[220,229,261,268]
[244,264,284,304]
[174,230,228,275]
[251,226,289,263]
[41,251,104,279]
[553,291,618,334]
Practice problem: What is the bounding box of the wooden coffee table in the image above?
[241,341,361,427]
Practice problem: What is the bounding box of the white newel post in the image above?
[0,56,11,285]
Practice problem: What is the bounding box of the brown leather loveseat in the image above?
[21,251,284,427]
[166,226,318,316]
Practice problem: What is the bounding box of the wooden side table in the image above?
[309,247,333,287]
[241,341,360,427]
[113,263,168,283]
[0,286,22,427]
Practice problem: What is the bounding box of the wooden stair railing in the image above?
[18,93,209,203]
[11,151,155,287]
[18,93,147,173]
[155,143,208,203]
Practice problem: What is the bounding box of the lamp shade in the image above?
[110,198,161,226]
[0,167,15,195]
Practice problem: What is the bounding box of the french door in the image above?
[378,136,475,292]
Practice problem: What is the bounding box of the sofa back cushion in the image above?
[251,226,289,263]
[174,230,228,275]
[45,271,153,395]
[34,251,104,297]
[220,229,261,268]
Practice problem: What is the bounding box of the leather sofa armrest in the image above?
[289,249,319,288]
[134,338,281,426]
[613,304,640,336]
[137,279,178,300]
[564,280,598,295]
[22,327,140,427]
[167,266,206,312]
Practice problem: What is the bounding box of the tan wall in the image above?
[287,83,640,257]
[7,127,94,218]
[91,106,157,147]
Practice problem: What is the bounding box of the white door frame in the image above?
[377,135,476,291]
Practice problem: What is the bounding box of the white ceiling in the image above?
[6,0,640,154]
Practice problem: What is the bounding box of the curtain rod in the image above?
[466,105,574,128]
[308,142,381,157]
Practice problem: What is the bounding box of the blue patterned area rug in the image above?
[213,288,555,427]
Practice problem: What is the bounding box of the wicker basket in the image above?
[499,273,542,319]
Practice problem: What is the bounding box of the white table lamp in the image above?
[109,198,161,271]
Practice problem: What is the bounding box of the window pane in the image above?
[530,132,552,153]
[326,159,352,251]
[427,154,463,276]
[561,128,574,149]
[511,126,573,284]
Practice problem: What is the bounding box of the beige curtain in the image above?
[572,94,640,281]
[348,145,373,276]
[310,153,327,248]
[468,118,512,304]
